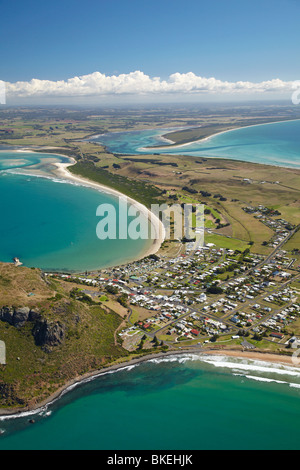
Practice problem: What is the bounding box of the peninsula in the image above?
[1,104,300,415]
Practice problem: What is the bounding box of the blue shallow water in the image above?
[0,151,152,272]
[90,119,300,168]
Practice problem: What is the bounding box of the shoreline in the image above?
[146,117,300,151]
[52,156,166,261]
[1,134,300,419]
[0,346,299,419]
[1,148,166,269]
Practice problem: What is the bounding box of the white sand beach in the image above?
[1,346,299,418]
[149,118,300,151]
[52,156,166,259]
[2,145,166,268]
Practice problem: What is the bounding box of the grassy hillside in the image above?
[0,263,128,409]
[76,151,300,255]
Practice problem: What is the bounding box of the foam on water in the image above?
[0,363,140,422]
[1,352,298,426]
[199,354,300,377]
[147,353,300,389]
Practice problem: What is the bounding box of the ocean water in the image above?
[90,119,300,168]
[1,121,300,450]
[0,151,152,272]
[0,354,300,450]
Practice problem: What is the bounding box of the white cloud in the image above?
[4,71,300,99]
[0,80,6,104]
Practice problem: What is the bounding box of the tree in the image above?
[210,334,219,342]
[105,285,119,295]
[206,285,223,294]
[117,293,128,307]
[216,267,226,274]
[148,253,160,261]
[253,332,262,341]
[227,263,238,272]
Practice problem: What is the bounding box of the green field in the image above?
[1,105,300,410]
[204,233,251,252]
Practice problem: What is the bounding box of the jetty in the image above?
[13,257,23,267]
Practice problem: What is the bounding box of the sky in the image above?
[0,0,300,104]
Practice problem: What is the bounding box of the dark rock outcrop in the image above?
[0,307,14,325]
[1,306,31,327]
[32,320,66,348]
[13,307,30,327]
[28,309,42,322]
[0,306,66,350]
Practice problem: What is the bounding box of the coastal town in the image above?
[47,206,300,356]
[2,0,300,451]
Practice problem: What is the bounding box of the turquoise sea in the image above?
[1,120,300,450]
[90,119,300,168]
[0,151,152,273]
[1,354,300,450]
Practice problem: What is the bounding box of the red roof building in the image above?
[191,329,200,336]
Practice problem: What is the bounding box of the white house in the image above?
[289,337,300,349]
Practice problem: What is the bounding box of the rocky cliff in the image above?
[0,306,66,349]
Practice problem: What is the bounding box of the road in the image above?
[117,224,300,347]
